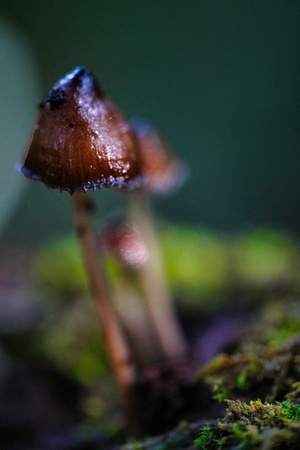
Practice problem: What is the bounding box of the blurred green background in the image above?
[1,1,299,243]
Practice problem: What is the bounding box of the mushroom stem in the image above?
[129,193,187,360]
[113,271,162,370]
[71,191,136,394]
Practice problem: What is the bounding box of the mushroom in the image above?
[130,118,186,195]
[101,218,162,370]
[128,118,188,361]
[19,66,144,400]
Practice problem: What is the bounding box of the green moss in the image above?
[232,421,244,440]
[34,234,88,298]
[194,426,211,448]
[212,388,228,403]
[282,400,300,421]
[34,225,300,308]
[161,225,229,302]
[237,369,248,390]
[267,310,300,347]
[194,400,300,449]
[42,298,112,386]
[232,228,297,288]
[122,289,300,449]
[200,294,300,405]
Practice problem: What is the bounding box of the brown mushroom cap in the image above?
[130,118,187,195]
[20,67,144,193]
[101,219,149,269]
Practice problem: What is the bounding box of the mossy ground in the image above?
[122,294,300,449]
[1,225,300,448]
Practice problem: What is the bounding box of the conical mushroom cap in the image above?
[20,67,144,193]
[130,119,187,195]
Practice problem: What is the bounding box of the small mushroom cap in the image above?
[20,67,144,193]
[101,219,149,269]
[130,118,187,195]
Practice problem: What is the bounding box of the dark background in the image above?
[1,1,299,243]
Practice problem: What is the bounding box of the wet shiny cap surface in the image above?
[20,67,144,193]
[130,118,187,195]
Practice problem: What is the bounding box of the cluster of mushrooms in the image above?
[19,67,188,419]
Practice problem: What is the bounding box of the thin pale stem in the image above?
[113,270,162,370]
[71,191,137,394]
[129,193,187,360]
